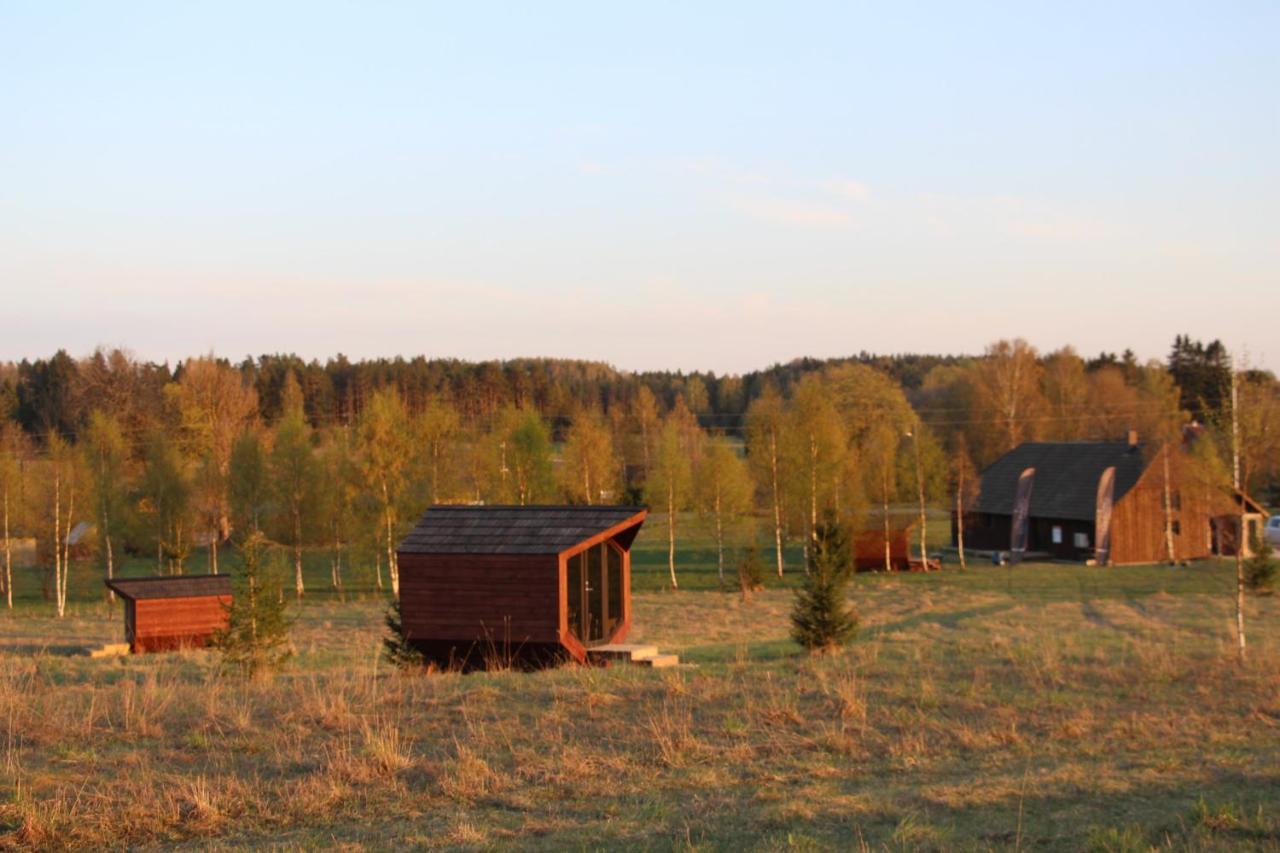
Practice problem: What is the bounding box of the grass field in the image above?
[0,518,1277,850]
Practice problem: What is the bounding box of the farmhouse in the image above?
[396,505,649,670]
[958,436,1266,564]
[104,574,232,653]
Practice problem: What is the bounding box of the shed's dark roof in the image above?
[105,574,232,601]
[398,505,646,554]
[975,442,1150,522]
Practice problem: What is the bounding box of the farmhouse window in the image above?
[1051,526,1063,544]
[1073,532,1090,548]
[1171,520,1181,536]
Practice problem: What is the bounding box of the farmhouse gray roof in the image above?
[105,574,232,601]
[974,442,1149,522]
[398,505,647,554]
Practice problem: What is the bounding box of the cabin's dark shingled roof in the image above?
[398,505,646,554]
[105,574,231,601]
[975,442,1150,522]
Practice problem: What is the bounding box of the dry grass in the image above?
[0,562,1278,850]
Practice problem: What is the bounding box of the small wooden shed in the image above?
[396,505,647,670]
[104,575,232,653]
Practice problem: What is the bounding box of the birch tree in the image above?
[417,399,460,503]
[228,430,270,537]
[697,439,754,585]
[46,433,79,618]
[81,411,128,600]
[782,375,845,565]
[647,419,693,589]
[949,434,978,570]
[141,433,191,574]
[0,424,29,610]
[560,407,618,506]
[271,400,317,600]
[746,384,788,577]
[356,387,412,594]
[316,429,358,592]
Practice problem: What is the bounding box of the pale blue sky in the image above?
[2,2,1276,373]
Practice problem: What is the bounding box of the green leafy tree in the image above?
[216,531,293,678]
[0,423,31,609]
[559,407,619,505]
[790,516,859,653]
[271,402,317,599]
[228,430,270,537]
[697,439,754,585]
[646,419,695,589]
[316,429,359,592]
[141,433,191,574]
[746,383,788,578]
[81,411,130,599]
[357,387,412,594]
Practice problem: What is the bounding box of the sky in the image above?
[1,2,1277,375]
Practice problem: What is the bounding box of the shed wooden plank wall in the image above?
[398,553,560,644]
[132,595,230,653]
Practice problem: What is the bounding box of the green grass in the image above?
[0,517,1278,849]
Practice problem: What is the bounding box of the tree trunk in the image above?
[3,487,11,609]
[769,428,784,578]
[294,508,304,600]
[374,548,384,591]
[882,471,892,573]
[1162,448,1176,564]
[53,465,63,618]
[955,482,967,570]
[385,507,398,596]
[714,488,724,584]
[210,532,218,574]
[914,433,927,569]
[1230,367,1246,662]
[667,483,678,589]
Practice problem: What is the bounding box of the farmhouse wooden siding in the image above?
[1110,447,1220,564]
[396,506,646,670]
[105,574,232,654]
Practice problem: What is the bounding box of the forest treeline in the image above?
[0,335,1276,609]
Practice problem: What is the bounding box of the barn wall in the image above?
[132,595,231,653]
[1111,447,1223,564]
[957,513,1013,552]
[398,553,561,647]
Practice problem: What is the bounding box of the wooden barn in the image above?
[958,436,1266,564]
[396,505,648,670]
[104,574,232,653]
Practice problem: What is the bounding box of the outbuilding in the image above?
[396,505,647,670]
[104,574,232,653]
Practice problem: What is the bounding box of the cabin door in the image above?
[567,542,624,646]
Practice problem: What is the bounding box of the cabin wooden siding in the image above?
[129,594,231,653]
[1109,447,1222,565]
[398,552,562,646]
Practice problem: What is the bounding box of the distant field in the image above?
[0,518,1277,849]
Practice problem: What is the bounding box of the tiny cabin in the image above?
[396,505,647,670]
[104,575,232,653]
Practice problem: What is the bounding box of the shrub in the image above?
[790,516,858,652]
[737,545,765,600]
[1245,534,1276,595]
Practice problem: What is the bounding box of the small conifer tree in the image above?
[383,598,424,669]
[1245,534,1276,595]
[216,532,293,678]
[790,515,858,652]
